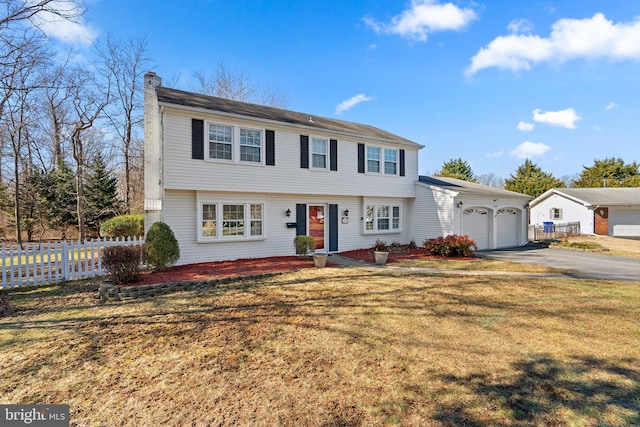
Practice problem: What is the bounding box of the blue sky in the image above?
[56,0,640,180]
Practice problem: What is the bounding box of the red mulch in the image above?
[339,247,479,264]
[127,256,336,287]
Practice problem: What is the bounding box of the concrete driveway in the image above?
[480,246,640,282]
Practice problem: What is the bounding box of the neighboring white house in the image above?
[413,176,531,250]
[529,188,640,236]
[144,72,531,265]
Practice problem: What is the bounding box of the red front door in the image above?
[308,205,325,250]
[594,207,609,235]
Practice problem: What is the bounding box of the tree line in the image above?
[437,157,640,198]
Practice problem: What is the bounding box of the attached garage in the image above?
[463,208,490,250]
[414,176,531,251]
[610,207,640,236]
[496,208,520,248]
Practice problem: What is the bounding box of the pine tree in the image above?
[436,157,477,182]
[84,153,122,234]
[504,159,565,198]
[34,165,78,239]
[572,157,640,187]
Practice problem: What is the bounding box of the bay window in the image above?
[199,201,265,241]
[364,204,401,233]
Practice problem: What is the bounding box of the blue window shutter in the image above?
[357,143,365,173]
[329,204,338,251]
[192,119,204,160]
[266,130,275,166]
[399,149,405,177]
[330,139,338,171]
[296,204,306,236]
[300,135,309,169]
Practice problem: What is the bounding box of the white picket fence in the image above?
[1,236,144,289]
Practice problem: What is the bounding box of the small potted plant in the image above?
[294,235,315,259]
[373,239,389,265]
[312,251,328,268]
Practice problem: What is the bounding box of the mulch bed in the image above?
[339,247,479,264]
[128,256,336,287]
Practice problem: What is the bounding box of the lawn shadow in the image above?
[435,354,640,426]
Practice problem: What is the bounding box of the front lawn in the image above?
[1,269,639,426]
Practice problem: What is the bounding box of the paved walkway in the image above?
[328,254,569,279]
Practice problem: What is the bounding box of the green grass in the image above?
[1,269,639,426]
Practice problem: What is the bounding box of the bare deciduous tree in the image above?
[0,0,83,29]
[95,34,149,213]
[194,62,288,108]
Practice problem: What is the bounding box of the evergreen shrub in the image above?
[144,222,180,271]
[100,214,144,238]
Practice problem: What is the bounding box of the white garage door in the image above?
[463,208,490,250]
[610,208,640,236]
[496,208,519,248]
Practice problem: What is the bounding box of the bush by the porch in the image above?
[423,234,477,257]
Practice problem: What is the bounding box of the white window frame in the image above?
[205,121,264,165]
[239,127,263,163]
[364,204,402,234]
[551,208,563,220]
[366,145,398,175]
[384,148,398,175]
[310,137,328,170]
[198,201,266,242]
[367,146,381,173]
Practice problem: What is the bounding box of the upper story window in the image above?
[311,137,327,169]
[209,124,233,160]
[240,128,261,163]
[366,146,398,175]
[384,149,397,175]
[207,122,263,164]
[367,147,380,173]
[364,204,401,233]
[551,208,562,220]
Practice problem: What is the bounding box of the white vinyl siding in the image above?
[163,113,419,198]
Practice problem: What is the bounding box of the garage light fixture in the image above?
[457,201,463,208]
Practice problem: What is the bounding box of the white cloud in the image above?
[510,141,551,159]
[363,0,477,42]
[605,102,619,110]
[32,11,96,46]
[486,150,504,158]
[369,43,378,50]
[533,108,582,129]
[508,19,533,34]
[467,13,640,75]
[517,121,535,131]
[335,94,375,115]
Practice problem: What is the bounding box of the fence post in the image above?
[62,240,70,281]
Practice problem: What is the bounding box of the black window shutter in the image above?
[192,119,204,160]
[399,149,405,177]
[296,204,307,236]
[357,143,365,173]
[330,139,338,171]
[300,135,309,169]
[329,204,338,251]
[266,130,275,166]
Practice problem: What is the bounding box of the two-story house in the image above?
[144,72,425,264]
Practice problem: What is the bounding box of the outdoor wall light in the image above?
[457,201,464,208]
[285,208,291,217]
[344,209,350,217]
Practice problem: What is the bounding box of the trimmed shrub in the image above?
[100,214,144,238]
[294,235,315,258]
[423,234,477,257]
[102,246,142,284]
[144,222,180,271]
[372,239,388,252]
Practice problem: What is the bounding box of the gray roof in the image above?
[546,187,640,206]
[418,176,530,198]
[156,86,422,148]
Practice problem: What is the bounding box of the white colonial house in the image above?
[144,72,530,265]
[529,188,640,236]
